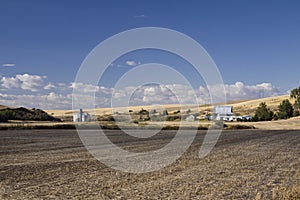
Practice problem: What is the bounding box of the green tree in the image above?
[290,86,300,111]
[293,110,300,117]
[277,99,294,119]
[254,102,273,121]
[0,112,8,122]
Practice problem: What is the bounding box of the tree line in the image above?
[253,86,300,121]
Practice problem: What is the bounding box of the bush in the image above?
[139,108,149,115]
[167,115,181,121]
[0,112,8,122]
[293,110,300,117]
[251,115,259,122]
[255,102,273,121]
[98,115,115,121]
[277,99,294,119]
[173,110,180,114]
[226,124,255,129]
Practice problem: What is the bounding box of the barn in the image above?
[213,106,233,121]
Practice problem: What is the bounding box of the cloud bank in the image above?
[1,74,47,92]
[0,74,282,110]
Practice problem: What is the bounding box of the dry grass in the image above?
[227,95,292,115]
[229,116,300,130]
[0,105,11,110]
[45,94,292,118]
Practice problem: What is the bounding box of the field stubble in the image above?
[0,129,299,199]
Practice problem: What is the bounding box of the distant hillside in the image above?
[0,107,61,122]
[227,95,292,115]
[0,105,11,110]
[46,94,293,119]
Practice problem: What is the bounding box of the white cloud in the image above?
[134,14,148,18]
[2,63,15,67]
[125,60,137,67]
[112,82,281,107]
[1,76,20,89]
[1,74,47,92]
[112,84,199,106]
[16,74,46,91]
[0,77,282,110]
[70,82,97,93]
[44,83,56,90]
[0,92,72,110]
[2,63,16,67]
[198,82,280,103]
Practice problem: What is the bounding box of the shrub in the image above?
[255,102,273,121]
[226,124,255,129]
[167,115,181,121]
[173,110,180,114]
[251,115,259,122]
[277,99,294,119]
[293,110,300,117]
[139,108,149,115]
[0,112,8,122]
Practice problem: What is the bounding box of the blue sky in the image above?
[0,0,300,109]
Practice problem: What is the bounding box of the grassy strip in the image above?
[0,121,255,130]
[225,124,256,130]
[0,122,255,130]
[0,124,76,130]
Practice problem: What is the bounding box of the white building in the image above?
[73,109,90,122]
[213,106,233,121]
[185,115,195,121]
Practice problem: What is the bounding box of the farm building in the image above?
[213,106,233,121]
[73,109,90,122]
[185,115,195,121]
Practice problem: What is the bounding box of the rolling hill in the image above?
[46,94,293,119]
[0,105,11,110]
[0,107,61,122]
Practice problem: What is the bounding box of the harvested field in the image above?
[0,129,299,199]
